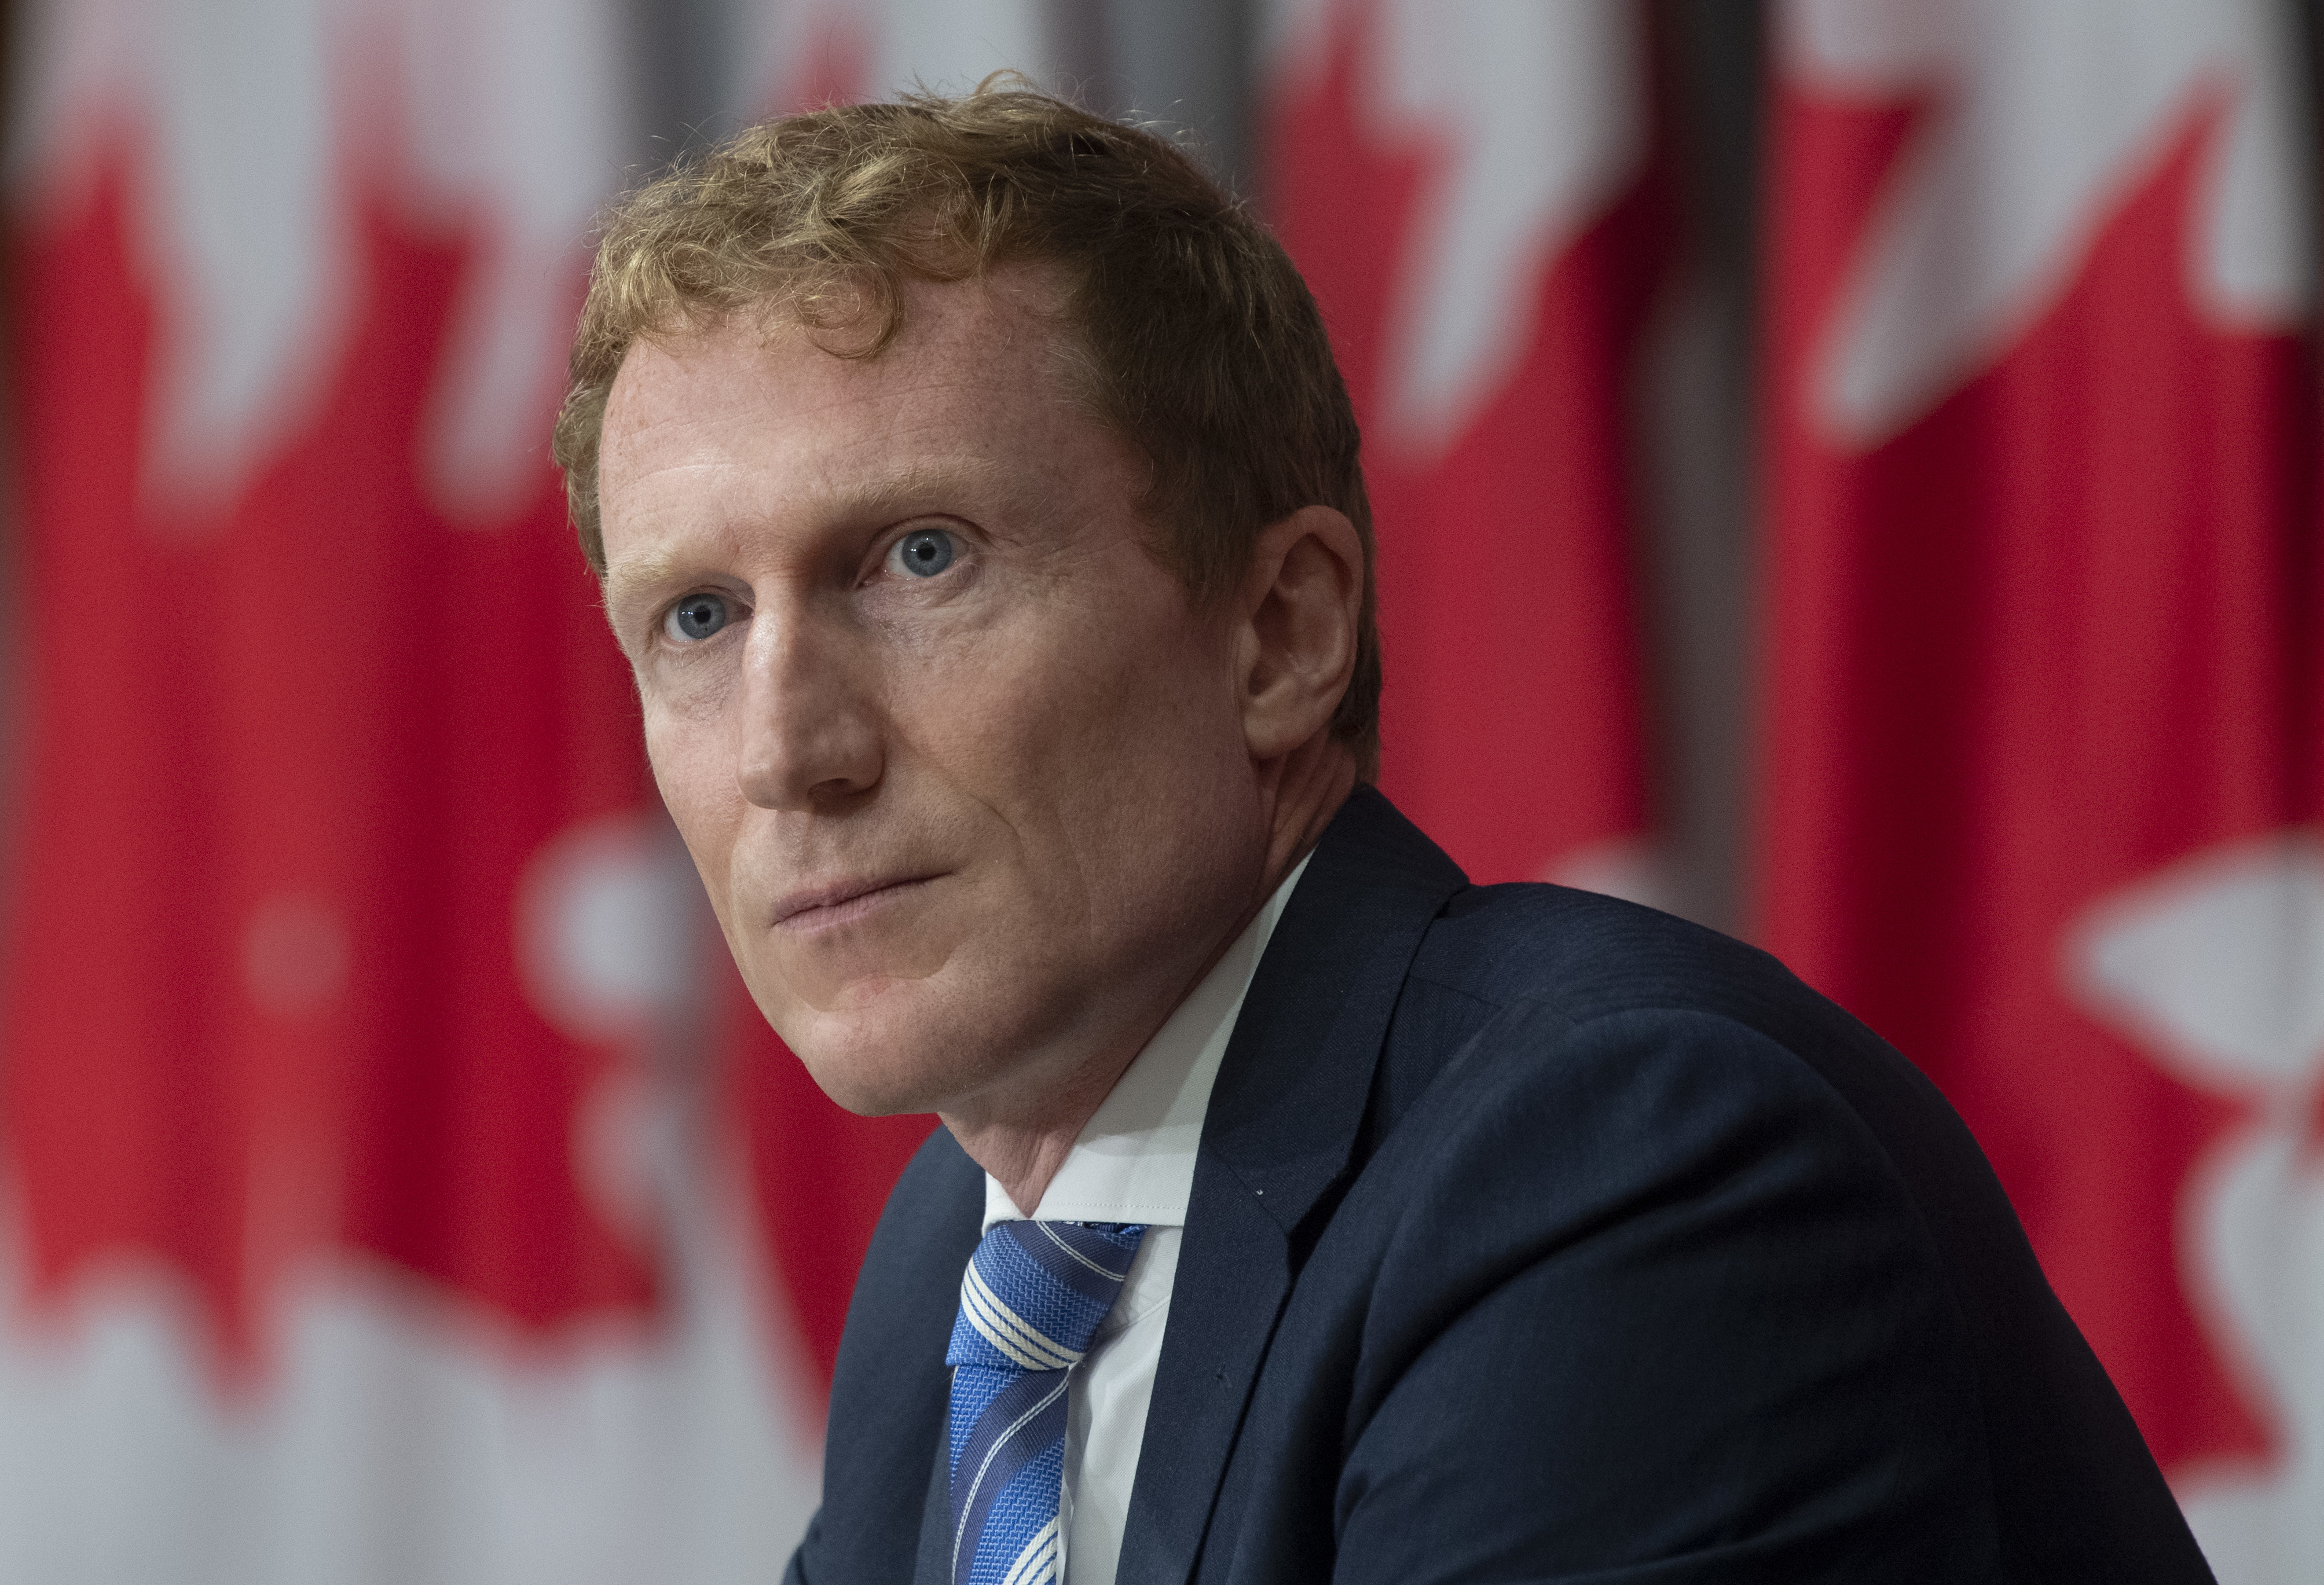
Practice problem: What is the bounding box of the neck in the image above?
[945,740,1358,1214]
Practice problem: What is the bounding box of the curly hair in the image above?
[552,79,1380,776]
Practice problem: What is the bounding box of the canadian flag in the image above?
[1260,0,1670,897]
[0,1,830,1579]
[1758,2,2316,1576]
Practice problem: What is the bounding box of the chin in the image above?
[778,1047,897,1116]
[763,979,984,1118]
[792,1037,973,1118]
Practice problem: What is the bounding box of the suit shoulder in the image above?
[1357,887,1905,1162]
[1406,883,1908,1073]
[1382,885,1993,1260]
[1346,893,2201,1582]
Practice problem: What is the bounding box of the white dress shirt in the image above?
[977,856,1310,1585]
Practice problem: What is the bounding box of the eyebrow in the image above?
[600,548,698,617]
[820,452,1018,522]
[600,449,1025,611]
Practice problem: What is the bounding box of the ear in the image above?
[1235,504,1364,764]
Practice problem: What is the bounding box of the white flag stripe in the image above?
[0,1132,824,1584]
[1784,0,2311,446]
[1262,0,1649,456]
[7,0,626,519]
[2066,832,2324,1582]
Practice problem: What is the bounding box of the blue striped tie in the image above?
[945,1220,1148,1585]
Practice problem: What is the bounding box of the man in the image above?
[555,86,2211,1585]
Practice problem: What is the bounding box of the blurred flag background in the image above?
[0,1,2316,1581]
[1264,0,1669,904]
[1760,3,2318,1569]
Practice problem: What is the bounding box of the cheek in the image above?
[642,706,743,898]
[930,595,1247,862]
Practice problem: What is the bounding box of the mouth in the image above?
[770,873,942,934]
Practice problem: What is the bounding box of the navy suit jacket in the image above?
[786,787,2212,1583]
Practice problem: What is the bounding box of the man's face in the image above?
[595,272,1270,1122]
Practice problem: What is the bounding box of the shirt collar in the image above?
[981,854,1312,1234]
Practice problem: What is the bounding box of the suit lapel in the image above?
[1115,788,1465,1585]
[912,1418,954,1585]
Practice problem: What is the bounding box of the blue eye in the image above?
[664,593,731,643]
[892,529,956,578]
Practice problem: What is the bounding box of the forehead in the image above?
[596,269,1102,538]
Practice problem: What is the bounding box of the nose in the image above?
[736,599,885,810]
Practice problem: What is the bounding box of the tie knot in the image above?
[947,1220,1148,1374]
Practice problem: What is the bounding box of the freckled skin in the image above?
[595,269,1362,1209]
